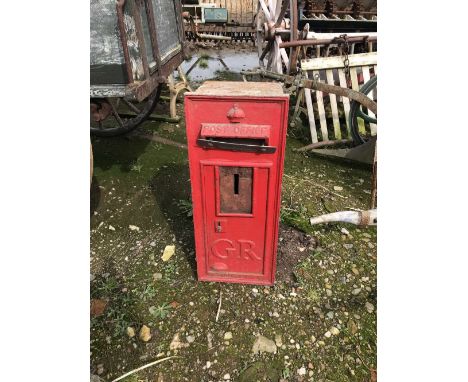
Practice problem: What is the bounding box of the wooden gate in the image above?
[293,52,377,144]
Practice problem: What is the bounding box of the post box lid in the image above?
[189,81,287,98]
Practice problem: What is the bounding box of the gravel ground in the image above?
[90,91,377,382]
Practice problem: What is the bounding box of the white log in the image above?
[309,209,377,226]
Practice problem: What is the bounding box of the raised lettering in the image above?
[238,240,261,260]
[211,238,236,259]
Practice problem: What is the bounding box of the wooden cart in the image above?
[90,0,186,136]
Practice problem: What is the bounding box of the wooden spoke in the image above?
[259,0,271,21]
[122,98,141,114]
[108,99,125,128]
[275,0,289,27]
[260,40,273,61]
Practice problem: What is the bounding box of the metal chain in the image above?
[339,34,350,84]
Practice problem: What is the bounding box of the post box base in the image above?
[197,274,275,286]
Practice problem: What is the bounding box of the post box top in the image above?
[189,81,287,98]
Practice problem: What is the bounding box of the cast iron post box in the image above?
[185,81,289,285]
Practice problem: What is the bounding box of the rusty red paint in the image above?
[185,82,289,285]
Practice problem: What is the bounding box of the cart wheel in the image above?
[90,85,162,137]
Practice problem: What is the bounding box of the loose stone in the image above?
[298,367,306,376]
[126,327,135,338]
[330,327,340,336]
[365,302,375,313]
[252,335,277,354]
[275,334,283,347]
[139,325,151,342]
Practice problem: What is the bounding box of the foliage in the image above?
[177,199,193,217]
[280,206,311,233]
[149,303,171,319]
[139,284,157,301]
[130,162,143,173]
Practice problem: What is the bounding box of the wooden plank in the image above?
[304,72,318,143]
[301,52,377,71]
[240,0,255,23]
[338,69,351,137]
[350,67,366,135]
[362,66,377,136]
[326,69,341,139]
[293,88,304,119]
[313,70,329,141]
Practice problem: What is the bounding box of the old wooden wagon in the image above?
[90,0,186,136]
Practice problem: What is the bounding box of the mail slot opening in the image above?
[197,137,276,153]
[205,137,267,146]
[219,166,253,214]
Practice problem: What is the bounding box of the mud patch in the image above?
[276,224,317,284]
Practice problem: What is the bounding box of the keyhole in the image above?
[216,221,222,232]
[234,173,239,194]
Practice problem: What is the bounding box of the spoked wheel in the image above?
[90,85,162,137]
[255,0,290,74]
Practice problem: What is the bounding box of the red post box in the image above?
[185,81,289,285]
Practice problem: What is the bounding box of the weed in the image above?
[93,276,119,298]
[151,142,162,151]
[306,288,320,303]
[139,284,157,301]
[177,199,193,217]
[164,261,179,278]
[280,206,311,233]
[112,312,130,337]
[130,162,143,173]
[282,367,291,379]
[198,58,209,69]
[121,291,137,307]
[149,303,171,319]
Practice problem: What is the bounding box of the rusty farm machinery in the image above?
[182,0,376,46]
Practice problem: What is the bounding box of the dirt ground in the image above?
[90,47,377,382]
